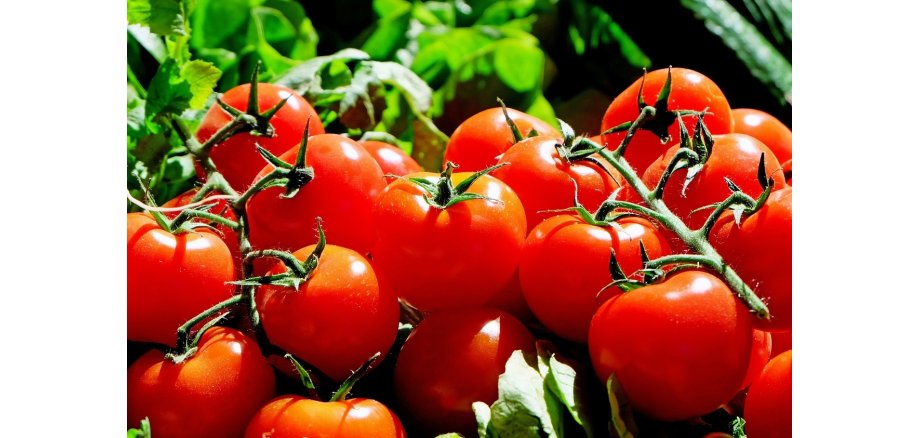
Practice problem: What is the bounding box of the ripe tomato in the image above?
[196,83,324,191]
[520,214,672,342]
[127,212,235,347]
[741,329,773,390]
[372,172,526,311]
[162,189,241,274]
[393,308,535,436]
[246,134,386,258]
[601,68,734,175]
[443,107,560,172]
[491,135,623,230]
[256,244,399,382]
[771,330,792,358]
[359,140,423,181]
[588,270,754,421]
[127,327,276,438]
[731,108,792,166]
[744,350,792,438]
[712,187,792,331]
[484,270,536,323]
[244,396,406,438]
[643,133,787,229]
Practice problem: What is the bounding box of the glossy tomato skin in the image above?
[127,213,235,347]
[601,68,734,175]
[520,214,671,342]
[771,330,792,358]
[359,140,423,181]
[196,83,324,191]
[741,329,773,390]
[127,327,276,438]
[643,133,787,229]
[588,271,754,421]
[492,135,623,230]
[744,350,792,438]
[246,134,386,258]
[484,269,536,323]
[443,107,560,172]
[244,396,407,438]
[256,244,399,382]
[372,172,527,311]
[712,187,792,332]
[162,189,241,274]
[732,108,792,166]
[394,308,536,436]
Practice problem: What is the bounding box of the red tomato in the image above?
[601,68,734,175]
[732,108,792,166]
[589,271,754,421]
[643,133,787,229]
[443,107,560,172]
[127,213,235,347]
[372,172,526,311]
[162,189,241,274]
[771,331,792,358]
[359,140,423,181]
[744,350,792,438]
[244,396,406,438]
[712,187,792,331]
[196,83,324,191]
[484,269,536,323]
[256,244,399,382]
[491,135,623,230]
[393,308,535,436]
[741,329,773,390]
[127,327,276,438]
[246,134,386,257]
[520,214,671,342]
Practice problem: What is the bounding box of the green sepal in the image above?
[256,145,294,169]
[330,352,382,402]
[497,97,525,143]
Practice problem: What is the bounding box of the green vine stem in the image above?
[167,294,244,363]
[330,352,382,402]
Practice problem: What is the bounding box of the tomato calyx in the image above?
[129,178,240,236]
[165,294,244,364]
[235,217,327,290]
[407,161,509,208]
[235,118,317,207]
[497,97,541,143]
[285,350,382,402]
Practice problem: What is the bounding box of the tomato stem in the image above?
[168,294,244,362]
[285,354,321,400]
[497,98,525,143]
[330,352,381,402]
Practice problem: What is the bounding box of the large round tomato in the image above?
[127,212,235,347]
[588,270,754,421]
[196,83,325,191]
[127,327,276,438]
[744,350,792,438]
[731,108,792,167]
[372,172,526,311]
[393,308,535,436]
[601,68,734,175]
[520,214,671,342]
[712,187,792,331]
[256,244,399,382]
[643,133,787,229]
[162,189,241,274]
[359,140,423,181]
[491,135,623,230]
[246,134,386,258]
[443,107,560,172]
[244,396,406,438]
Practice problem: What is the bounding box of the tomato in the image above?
[744,350,792,438]
[256,244,399,382]
[127,327,276,438]
[127,212,235,347]
[359,140,423,181]
[484,270,535,323]
[393,308,535,436]
[372,172,526,311]
[520,214,672,342]
[601,68,734,175]
[244,396,406,438]
[196,83,325,191]
[443,107,560,172]
[491,135,623,230]
[162,189,241,274]
[246,134,386,258]
[731,108,792,166]
[643,133,787,229]
[712,187,792,331]
[771,330,792,358]
[741,329,773,390]
[588,270,754,421]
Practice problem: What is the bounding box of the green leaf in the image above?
[411,116,449,171]
[181,60,223,109]
[128,83,147,141]
[189,0,250,49]
[488,350,561,437]
[128,24,168,63]
[434,434,464,438]
[492,39,543,93]
[606,374,637,438]
[524,93,557,128]
[681,0,792,104]
[568,0,650,68]
[126,417,151,438]
[361,3,412,60]
[128,0,187,37]
[473,401,495,438]
[146,59,221,120]
[275,48,371,93]
[731,416,748,438]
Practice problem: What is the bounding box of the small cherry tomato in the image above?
[731,108,792,166]
[359,140,423,181]
[443,107,560,172]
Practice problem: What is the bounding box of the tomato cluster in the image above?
[128,67,792,437]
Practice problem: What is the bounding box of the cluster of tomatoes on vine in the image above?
[127,66,792,437]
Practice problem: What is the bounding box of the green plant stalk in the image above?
[169,294,244,362]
